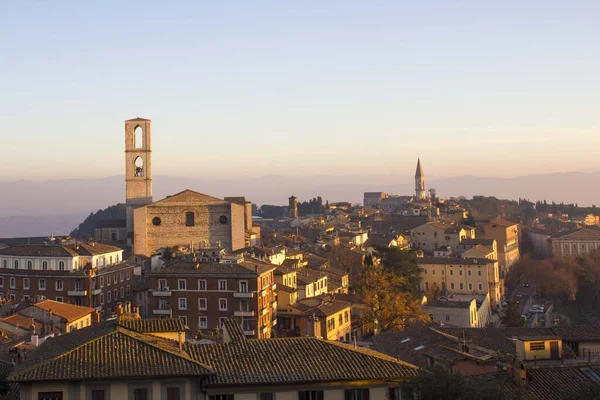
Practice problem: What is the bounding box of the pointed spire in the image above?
[415,158,424,177]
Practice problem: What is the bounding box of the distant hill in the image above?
[0,170,598,236]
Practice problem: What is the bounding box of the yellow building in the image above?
[551,228,600,257]
[482,219,520,276]
[411,222,475,255]
[418,257,502,309]
[516,336,562,361]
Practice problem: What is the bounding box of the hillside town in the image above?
[0,118,600,399]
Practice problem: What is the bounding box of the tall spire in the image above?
[415,158,424,177]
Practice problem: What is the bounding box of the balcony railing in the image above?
[67,290,88,296]
[153,306,171,315]
[233,291,254,298]
[91,288,102,295]
[152,287,172,296]
[234,310,255,317]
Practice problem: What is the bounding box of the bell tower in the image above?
[125,118,153,247]
[415,158,426,201]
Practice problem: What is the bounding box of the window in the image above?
[478,283,483,290]
[432,269,435,275]
[23,278,30,289]
[58,261,65,271]
[42,260,48,270]
[179,298,187,310]
[459,283,464,290]
[450,270,454,275]
[126,285,131,295]
[166,387,181,400]
[239,280,248,293]
[108,291,112,302]
[299,391,324,400]
[345,310,349,323]
[178,279,186,290]
[345,389,369,400]
[120,287,124,298]
[38,393,63,400]
[451,283,455,289]
[199,316,208,329]
[209,395,234,400]
[152,217,162,226]
[180,316,187,326]
[114,289,117,300]
[478,270,482,276]
[468,283,472,290]
[198,279,206,291]
[100,276,104,287]
[24,295,30,301]
[56,280,63,291]
[459,270,463,276]
[10,278,15,289]
[259,394,274,400]
[185,212,195,226]
[219,215,228,224]
[424,269,427,275]
[91,390,105,400]
[219,317,226,328]
[159,279,167,290]
[133,388,148,400]
[14,260,18,269]
[219,298,227,311]
[219,280,227,291]
[468,270,471,276]
[100,293,104,305]
[113,274,117,284]
[120,271,124,282]
[126,270,131,280]
[530,342,545,351]
[199,298,207,310]
[39,279,46,290]
[1,259,5,269]
[0,277,3,287]
[445,315,451,321]
[339,314,343,325]
[27,260,32,270]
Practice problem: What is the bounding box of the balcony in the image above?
[91,288,102,295]
[260,307,268,316]
[243,330,256,336]
[260,289,267,297]
[233,291,254,298]
[152,288,172,296]
[67,290,88,296]
[153,307,171,315]
[234,310,255,317]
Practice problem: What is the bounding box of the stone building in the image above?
[133,190,248,257]
[551,227,600,257]
[482,219,520,277]
[0,243,136,319]
[148,257,277,339]
[415,158,426,201]
[289,195,299,218]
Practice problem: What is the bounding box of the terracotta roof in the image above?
[460,238,496,246]
[277,284,296,293]
[117,318,185,333]
[152,259,275,277]
[0,314,42,332]
[186,336,418,387]
[9,325,214,382]
[33,300,94,322]
[488,218,519,228]
[418,257,496,265]
[152,189,226,206]
[0,242,122,258]
[296,268,326,285]
[289,296,351,317]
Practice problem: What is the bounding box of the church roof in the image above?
[126,117,151,121]
[415,158,424,177]
[151,189,227,206]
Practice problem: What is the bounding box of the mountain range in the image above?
[0,170,598,237]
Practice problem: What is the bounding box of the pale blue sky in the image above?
[1,1,598,181]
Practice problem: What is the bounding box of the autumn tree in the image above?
[501,301,524,327]
[356,263,428,332]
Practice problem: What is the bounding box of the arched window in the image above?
[58,261,65,271]
[74,260,78,269]
[42,261,48,270]
[2,259,6,269]
[27,261,32,270]
[109,256,113,265]
[13,260,18,270]
[134,157,144,177]
[134,125,143,148]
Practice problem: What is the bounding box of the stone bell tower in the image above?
[125,118,153,247]
[415,158,426,201]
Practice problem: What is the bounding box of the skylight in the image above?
[414,345,425,351]
[400,338,411,343]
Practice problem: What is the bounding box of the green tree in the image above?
[372,246,422,294]
[501,301,524,327]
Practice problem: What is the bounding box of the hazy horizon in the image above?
[1,1,599,181]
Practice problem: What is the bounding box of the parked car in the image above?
[515,293,523,298]
[501,301,508,307]
[522,282,530,287]
[529,307,544,314]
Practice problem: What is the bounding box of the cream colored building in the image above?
[551,228,600,257]
[422,293,491,328]
[410,222,475,255]
[482,219,520,277]
[419,257,502,309]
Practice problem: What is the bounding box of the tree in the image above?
[501,301,524,327]
[356,264,428,332]
[372,246,422,294]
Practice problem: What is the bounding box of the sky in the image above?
[0,0,599,181]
